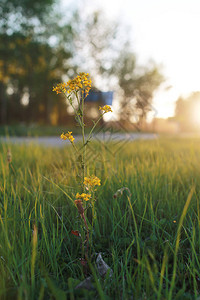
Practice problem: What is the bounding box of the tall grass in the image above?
[0,138,200,299]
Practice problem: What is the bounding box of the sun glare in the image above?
[192,101,200,126]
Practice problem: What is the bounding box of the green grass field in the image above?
[0,138,200,299]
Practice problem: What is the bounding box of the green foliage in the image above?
[0,138,200,298]
[0,0,77,125]
[0,0,55,30]
[1,31,73,120]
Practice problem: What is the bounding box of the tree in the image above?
[0,0,55,34]
[0,1,164,126]
[75,9,164,125]
[73,10,127,89]
[0,0,76,124]
[72,9,164,128]
[113,46,164,125]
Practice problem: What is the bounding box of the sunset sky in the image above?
[64,0,200,119]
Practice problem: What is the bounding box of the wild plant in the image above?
[53,73,112,267]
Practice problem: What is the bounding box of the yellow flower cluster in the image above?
[76,193,91,202]
[60,131,75,143]
[99,105,112,113]
[52,73,92,97]
[84,175,101,187]
[52,83,67,94]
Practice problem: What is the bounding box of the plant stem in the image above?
[81,212,89,259]
[85,114,104,145]
[81,94,86,190]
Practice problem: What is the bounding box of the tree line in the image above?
[0,0,164,126]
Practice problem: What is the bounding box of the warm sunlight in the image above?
[91,0,200,119]
[192,100,200,126]
[3,0,200,297]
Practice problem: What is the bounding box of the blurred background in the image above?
[1,0,200,136]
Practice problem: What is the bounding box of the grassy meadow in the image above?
[0,138,200,299]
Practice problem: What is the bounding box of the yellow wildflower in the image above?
[52,83,67,94]
[99,105,112,113]
[52,72,92,98]
[76,193,91,201]
[84,175,101,188]
[60,131,75,143]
